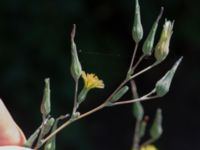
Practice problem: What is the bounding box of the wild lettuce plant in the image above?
[22,0,183,150]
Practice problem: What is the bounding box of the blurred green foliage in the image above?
[0,0,199,150]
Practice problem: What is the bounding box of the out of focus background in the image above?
[0,0,199,150]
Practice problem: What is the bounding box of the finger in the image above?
[0,146,32,150]
[0,99,26,146]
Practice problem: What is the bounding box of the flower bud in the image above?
[133,101,144,121]
[154,20,174,62]
[132,0,143,43]
[156,57,183,97]
[41,78,51,117]
[150,109,163,140]
[110,86,129,102]
[142,7,164,56]
[70,24,82,80]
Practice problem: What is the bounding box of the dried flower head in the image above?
[154,20,174,61]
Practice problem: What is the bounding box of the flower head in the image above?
[154,20,174,62]
[82,71,104,90]
[140,145,158,150]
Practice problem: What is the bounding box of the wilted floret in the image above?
[154,20,174,62]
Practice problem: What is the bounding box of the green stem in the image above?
[72,79,79,115]
[132,54,145,73]
[132,119,141,150]
[38,62,160,148]
[128,43,139,75]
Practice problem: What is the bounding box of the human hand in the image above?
[0,99,30,149]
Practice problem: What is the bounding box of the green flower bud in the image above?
[41,78,51,117]
[150,109,163,140]
[142,7,164,56]
[70,24,82,80]
[110,86,129,102]
[133,101,144,121]
[156,57,183,97]
[154,20,174,62]
[132,0,143,43]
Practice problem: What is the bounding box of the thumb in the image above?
[0,146,32,150]
[0,99,26,146]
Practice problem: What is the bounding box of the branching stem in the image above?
[128,43,139,74]
[38,60,160,149]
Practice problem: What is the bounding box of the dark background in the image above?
[0,0,199,150]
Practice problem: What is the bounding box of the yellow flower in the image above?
[82,71,104,90]
[140,145,158,150]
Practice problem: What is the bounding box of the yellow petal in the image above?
[140,145,158,150]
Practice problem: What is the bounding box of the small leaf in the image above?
[150,109,163,140]
[41,78,51,117]
[110,86,129,102]
[155,57,183,96]
[78,87,89,104]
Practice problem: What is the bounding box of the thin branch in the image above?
[128,43,139,74]
[142,89,156,98]
[132,54,145,73]
[132,120,141,150]
[130,80,140,150]
[111,95,159,107]
[72,79,79,115]
[130,80,139,99]
[40,103,106,146]
[39,61,160,148]
[130,61,159,80]
[141,138,155,147]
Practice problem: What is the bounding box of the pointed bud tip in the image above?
[71,24,77,40]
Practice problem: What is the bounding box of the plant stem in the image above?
[132,119,141,150]
[38,61,160,148]
[110,94,156,107]
[130,61,159,80]
[34,117,49,149]
[130,80,140,150]
[40,103,106,146]
[72,79,79,115]
[132,54,145,72]
[128,43,139,74]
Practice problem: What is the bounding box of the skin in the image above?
[0,99,32,150]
